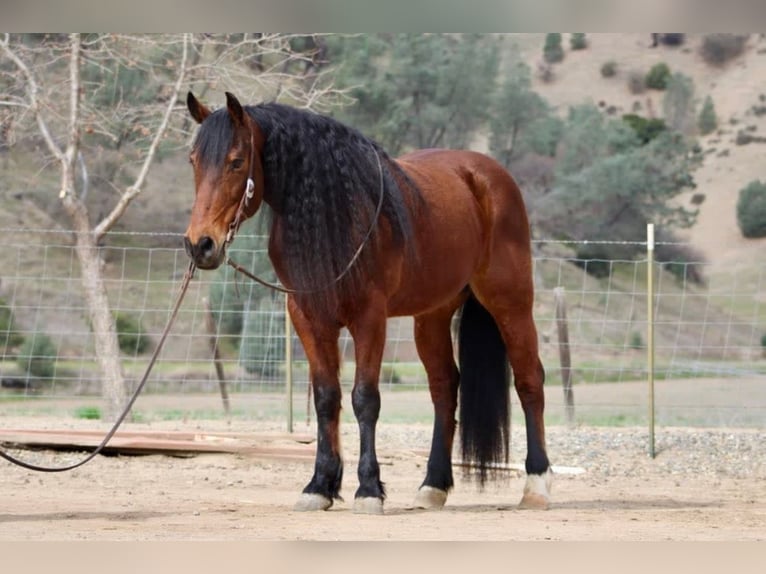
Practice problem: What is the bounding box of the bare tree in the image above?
[1,33,189,419]
[1,33,345,420]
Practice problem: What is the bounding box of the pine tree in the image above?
[663,72,696,135]
[488,62,559,167]
[570,33,587,50]
[698,95,718,135]
[543,33,564,63]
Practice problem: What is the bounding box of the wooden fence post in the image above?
[554,287,575,427]
[202,297,230,415]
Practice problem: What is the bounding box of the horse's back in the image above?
[385,149,530,316]
[398,149,528,222]
[397,148,530,250]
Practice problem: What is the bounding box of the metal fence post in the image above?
[647,223,656,458]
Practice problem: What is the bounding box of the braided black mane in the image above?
[192,103,421,316]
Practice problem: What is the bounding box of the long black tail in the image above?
[458,292,510,486]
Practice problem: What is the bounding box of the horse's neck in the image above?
[261,184,282,215]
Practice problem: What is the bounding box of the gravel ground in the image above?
[3,417,763,480]
[542,426,765,479]
[1,415,764,541]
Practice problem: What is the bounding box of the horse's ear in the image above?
[187,91,210,124]
[225,91,245,127]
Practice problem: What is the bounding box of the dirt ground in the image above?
[0,415,764,541]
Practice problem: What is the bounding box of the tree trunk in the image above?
[57,34,126,422]
[63,195,127,421]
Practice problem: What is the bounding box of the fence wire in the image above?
[0,230,764,428]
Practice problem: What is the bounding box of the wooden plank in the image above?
[0,429,316,460]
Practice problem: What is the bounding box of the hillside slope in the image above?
[511,32,766,266]
[8,33,766,267]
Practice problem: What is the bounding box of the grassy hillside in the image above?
[513,33,766,266]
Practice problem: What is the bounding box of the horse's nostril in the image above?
[198,236,215,255]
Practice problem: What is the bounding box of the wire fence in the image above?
[0,227,764,428]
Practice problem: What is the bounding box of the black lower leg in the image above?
[516,360,550,476]
[352,383,385,500]
[421,411,455,491]
[422,366,459,492]
[523,409,550,475]
[303,382,343,500]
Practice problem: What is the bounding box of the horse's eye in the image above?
[230,158,244,171]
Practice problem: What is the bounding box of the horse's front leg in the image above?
[289,298,344,512]
[347,299,388,514]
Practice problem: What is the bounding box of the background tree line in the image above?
[318,33,702,267]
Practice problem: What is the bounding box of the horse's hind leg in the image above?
[472,277,552,510]
[412,302,462,509]
[289,298,344,512]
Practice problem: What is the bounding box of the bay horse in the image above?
[183,91,552,514]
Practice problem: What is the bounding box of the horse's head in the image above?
[184,91,265,269]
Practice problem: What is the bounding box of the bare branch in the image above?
[59,33,81,200]
[0,33,65,163]
[93,33,190,240]
[77,150,89,201]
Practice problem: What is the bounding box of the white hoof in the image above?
[353,497,384,515]
[412,486,448,509]
[518,468,553,510]
[294,493,333,512]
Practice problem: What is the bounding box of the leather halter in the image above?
[224,128,257,247]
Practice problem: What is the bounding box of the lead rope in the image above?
[0,261,197,472]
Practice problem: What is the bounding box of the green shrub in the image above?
[0,298,24,353]
[74,406,102,420]
[570,33,587,50]
[698,95,718,135]
[572,245,613,278]
[601,60,617,78]
[627,70,646,94]
[761,333,766,357]
[537,62,555,83]
[629,332,644,350]
[655,240,707,286]
[659,34,685,46]
[381,364,402,385]
[701,34,748,66]
[662,72,697,135]
[645,62,671,90]
[543,33,564,64]
[115,312,151,355]
[622,114,667,144]
[690,193,706,205]
[16,334,57,379]
[736,180,766,238]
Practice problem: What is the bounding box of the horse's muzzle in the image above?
[183,235,223,270]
